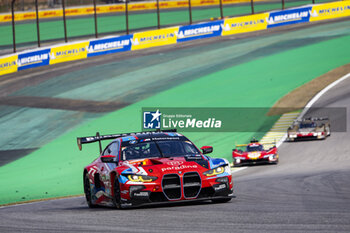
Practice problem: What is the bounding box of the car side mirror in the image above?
[201,146,213,154]
[101,155,117,163]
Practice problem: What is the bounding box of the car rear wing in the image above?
[294,117,329,123]
[234,138,276,150]
[77,129,177,153]
[303,117,329,121]
[234,142,276,148]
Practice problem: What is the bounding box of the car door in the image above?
[100,141,119,196]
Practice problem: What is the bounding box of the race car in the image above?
[78,130,233,209]
[287,117,330,141]
[232,139,278,166]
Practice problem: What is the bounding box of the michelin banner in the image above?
[266,6,312,28]
[177,21,223,42]
[17,49,51,71]
[87,35,133,57]
[221,13,268,36]
[131,27,179,50]
[50,42,89,65]
[0,55,17,76]
[310,1,350,22]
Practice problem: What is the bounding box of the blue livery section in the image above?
[17,49,51,71]
[87,35,133,57]
[208,157,227,169]
[177,20,224,43]
[266,7,312,28]
[119,174,129,184]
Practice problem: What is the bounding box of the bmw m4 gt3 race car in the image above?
[287,117,330,141]
[232,139,278,166]
[77,130,233,209]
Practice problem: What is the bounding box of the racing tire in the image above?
[212,197,232,203]
[84,173,97,208]
[113,177,123,209]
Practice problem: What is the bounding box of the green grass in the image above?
[0,0,333,47]
[0,32,350,205]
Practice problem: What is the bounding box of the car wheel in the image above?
[113,177,122,209]
[212,197,232,203]
[84,173,97,208]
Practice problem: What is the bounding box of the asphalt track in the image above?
[0,72,349,232]
[1,17,350,205]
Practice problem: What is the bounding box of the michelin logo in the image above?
[178,25,220,38]
[17,53,49,67]
[50,47,86,59]
[88,40,130,53]
[0,61,16,69]
[266,10,309,25]
[143,109,162,129]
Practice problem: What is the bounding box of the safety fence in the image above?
[0,0,350,76]
[0,0,338,52]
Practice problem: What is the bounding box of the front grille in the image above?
[162,174,181,200]
[183,172,201,198]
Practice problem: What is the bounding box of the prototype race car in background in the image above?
[232,139,278,166]
[78,130,233,209]
[287,117,330,141]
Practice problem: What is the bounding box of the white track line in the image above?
[235,72,350,171]
[298,73,350,120]
[231,167,247,173]
[277,73,350,147]
[4,75,350,207]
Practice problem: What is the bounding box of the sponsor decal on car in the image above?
[161,165,198,172]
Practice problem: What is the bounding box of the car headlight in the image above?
[203,165,226,177]
[127,175,157,182]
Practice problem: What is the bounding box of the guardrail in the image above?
[1,1,349,76]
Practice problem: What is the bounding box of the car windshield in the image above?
[121,140,200,161]
[246,144,263,152]
[300,122,316,128]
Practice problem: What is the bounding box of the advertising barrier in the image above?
[1,1,350,77]
[310,1,350,22]
[87,35,133,57]
[221,13,268,35]
[49,42,89,65]
[266,6,312,28]
[177,21,223,42]
[17,49,50,71]
[0,55,17,76]
[131,27,179,50]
